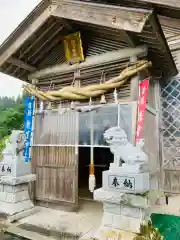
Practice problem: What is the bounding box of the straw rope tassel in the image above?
[24,61,152,102]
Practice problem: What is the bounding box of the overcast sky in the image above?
[0,0,41,98]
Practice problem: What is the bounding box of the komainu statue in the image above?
[103,127,148,167]
[3,130,25,157]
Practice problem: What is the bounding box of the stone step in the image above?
[7,223,80,240]
[6,226,51,240]
[0,200,34,216]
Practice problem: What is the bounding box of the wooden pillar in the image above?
[130,56,139,101]
[155,79,165,196]
[29,78,37,202]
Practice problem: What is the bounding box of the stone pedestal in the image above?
[0,131,36,222]
[93,126,157,235]
[94,183,151,233]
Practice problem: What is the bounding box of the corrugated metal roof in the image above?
[0,1,177,81]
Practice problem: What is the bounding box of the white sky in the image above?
[0,0,41,98]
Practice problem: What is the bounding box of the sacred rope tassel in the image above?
[89,164,96,193]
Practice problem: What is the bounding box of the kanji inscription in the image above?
[0,164,13,175]
[108,175,135,191]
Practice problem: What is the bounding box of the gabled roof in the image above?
[0,0,177,82]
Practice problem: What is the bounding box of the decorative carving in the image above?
[103,126,148,166]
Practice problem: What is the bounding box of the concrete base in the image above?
[0,174,36,221]
[101,202,150,233]
[101,211,148,233]
[94,188,152,233]
[103,202,149,219]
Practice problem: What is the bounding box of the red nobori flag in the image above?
[135,79,149,145]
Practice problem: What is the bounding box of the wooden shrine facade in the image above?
[0,0,178,204]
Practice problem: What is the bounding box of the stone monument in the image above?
[0,130,36,222]
[94,126,156,234]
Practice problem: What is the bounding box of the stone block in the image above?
[0,190,29,203]
[102,212,146,233]
[104,203,121,215]
[112,214,143,233]
[0,174,36,186]
[94,188,150,209]
[121,204,146,219]
[3,184,28,193]
[94,188,126,205]
[102,212,113,226]
[109,163,149,173]
[103,170,149,194]
[0,185,4,192]
[8,207,38,223]
[103,203,148,220]
[0,131,31,178]
[0,157,31,178]
[0,200,34,216]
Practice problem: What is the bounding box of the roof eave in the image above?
[0,0,55,66]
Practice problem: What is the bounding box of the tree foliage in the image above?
[0,95,24,140]
[0,95,24,159]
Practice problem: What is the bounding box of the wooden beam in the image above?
[51,0,152,33]
[7,58,36,72]
[137,0,180,9]
[0,4,57,67]
[28,46,147,80]
[122,31,136,47]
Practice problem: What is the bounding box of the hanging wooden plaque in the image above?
[64,31,84,65]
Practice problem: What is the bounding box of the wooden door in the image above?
[32,110,79,206]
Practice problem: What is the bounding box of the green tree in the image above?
[0,95,24,139]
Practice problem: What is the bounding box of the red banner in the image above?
[135,79,149,144]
